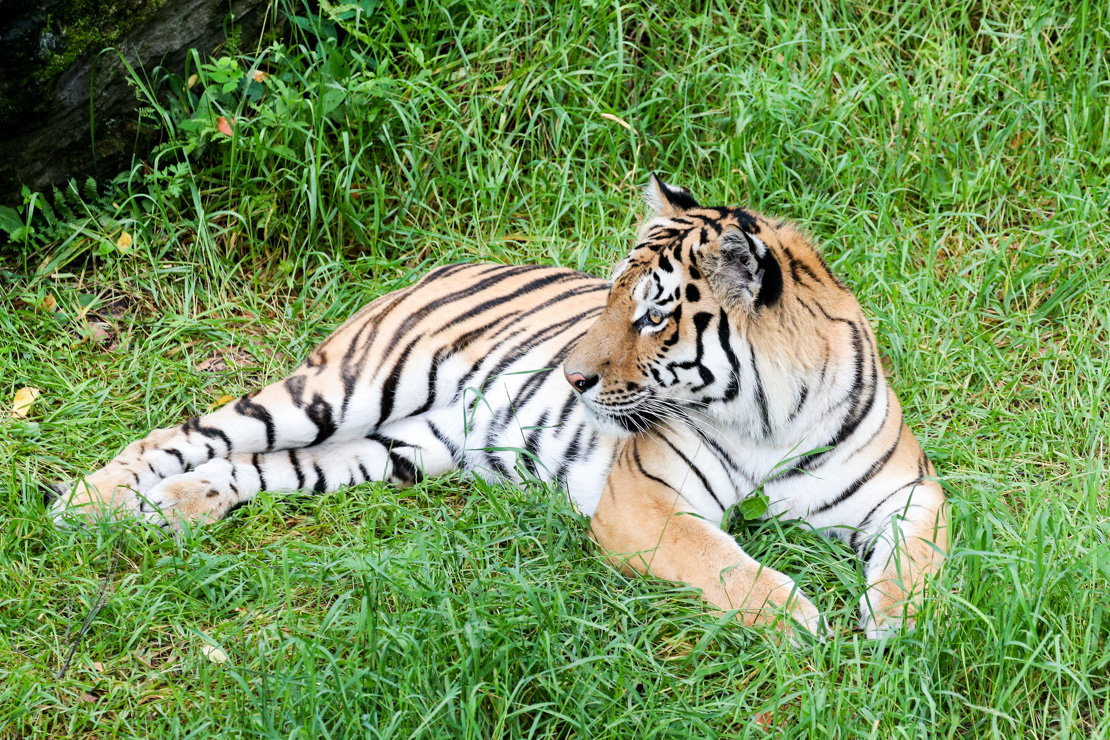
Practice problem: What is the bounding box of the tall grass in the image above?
[2,0,1108,737]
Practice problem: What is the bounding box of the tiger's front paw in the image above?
[762,574,826,643]
[138,464,237,529]
[48,469,143,526]
[860,592,916,640]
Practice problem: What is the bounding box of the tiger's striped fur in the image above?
[50,175,945,639]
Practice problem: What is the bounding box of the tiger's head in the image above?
[564,174,862,442]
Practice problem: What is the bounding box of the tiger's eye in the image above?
[648,308,665,325]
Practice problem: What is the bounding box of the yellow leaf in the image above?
[187,74,198,88]
[117,231,133,252]
[11,387,41,419]
[208,394,237,410]
[600,113,632,131]
[201,645,228,664]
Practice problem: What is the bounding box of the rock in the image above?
[0,0,276,204]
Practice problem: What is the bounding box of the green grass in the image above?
[2,0,1109,736]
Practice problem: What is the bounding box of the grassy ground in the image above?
[2,0,1109,737]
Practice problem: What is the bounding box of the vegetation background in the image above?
[2,0,1108,737]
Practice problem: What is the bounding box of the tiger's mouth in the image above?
[577,396,664,437]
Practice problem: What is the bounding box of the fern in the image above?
[52,186,74,224]
[83,176,98,203]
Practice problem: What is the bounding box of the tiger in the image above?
[47,175,947,640]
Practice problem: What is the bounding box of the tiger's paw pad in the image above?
[139,473,231,528]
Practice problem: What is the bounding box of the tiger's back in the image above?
[303,261,617,509]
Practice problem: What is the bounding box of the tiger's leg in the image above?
[49,359,393,522]
[590,442,823,640]
[854,480,947,639]
[134,420,459,527]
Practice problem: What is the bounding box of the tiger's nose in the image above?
[564,370,599,393]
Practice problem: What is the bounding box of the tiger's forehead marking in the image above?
[614,208,763,308]
[633,260,683,306]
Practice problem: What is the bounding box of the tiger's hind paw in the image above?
[48,471,144,526]
[138,465,238,529]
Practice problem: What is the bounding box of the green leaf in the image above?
[0,205,22,235]
[737,494,769,521]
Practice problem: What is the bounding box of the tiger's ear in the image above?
[643,173,701,217]
[705,225,783,313]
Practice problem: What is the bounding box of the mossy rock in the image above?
[0,0,275,204]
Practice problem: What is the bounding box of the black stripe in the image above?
[411,346,451,416]
[457,309,599,406]
[377,265,546,370]
[810,425,903,516]
[429,272,592,338]
[521,415,546,479]
[788,384,809,422]
[330,283,423,406]
[775,300,877,479]
[285,376,307,407]
[716,309,741,402]
[659,435,725,511]
[339,320,376,416]
[748,344,771,437]
[289,449,305,489]
[420,262,477,283]
[480,283,607,344]
[377,337,421,425]
[553,424,586,484]
[486,451,512,479]
[554,391,581,430]
[235,393,276,451]
[369,433,422,485]
[482,320,599,446]
[672,311,716,392]
[306,393,338,446]
[753,238,783,309]
[631,441,681,495]
[183,417,234,454]
[849,471,926,553]
[783,246,824,287]
[253,453,267,490]
[685,422,759,489]
[312,463,328,493]
[426,420,461,464]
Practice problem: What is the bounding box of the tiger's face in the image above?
[565,174,838,439]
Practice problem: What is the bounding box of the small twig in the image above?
[11,646,52,670]
[56,549,119,680]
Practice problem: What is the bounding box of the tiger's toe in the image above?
[141,473,233,528]
[767,581,826,644]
